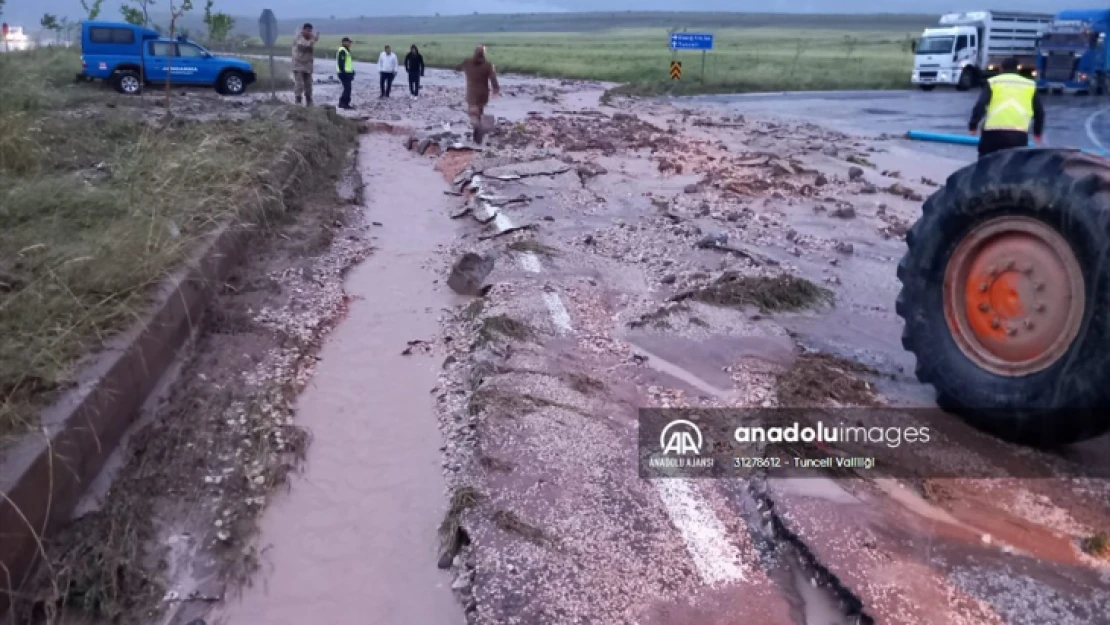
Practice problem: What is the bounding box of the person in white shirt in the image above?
[378,45,399,98]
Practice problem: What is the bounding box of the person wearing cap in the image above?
[336,37,355,110]
[969,57,1046,158]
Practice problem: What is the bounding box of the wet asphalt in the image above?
[692,88,1110,163]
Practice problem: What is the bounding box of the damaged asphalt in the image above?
[213,59,1110,625]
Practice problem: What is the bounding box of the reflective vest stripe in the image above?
[984,75,1035,132]
[336,47,353,73]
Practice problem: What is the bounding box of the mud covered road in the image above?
[206,63,1110,625]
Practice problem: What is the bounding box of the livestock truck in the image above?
[912,10,1052,91]
[1036,9,1110,94]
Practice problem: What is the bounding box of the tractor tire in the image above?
[896,148,1110,447]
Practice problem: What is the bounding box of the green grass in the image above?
[0,48,351,438]
[243,26,918,94]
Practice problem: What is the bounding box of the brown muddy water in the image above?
[216,135,465,625]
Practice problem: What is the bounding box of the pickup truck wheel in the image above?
[218,71,246,96]
[113,70,142,95]
[896,148,1110,447]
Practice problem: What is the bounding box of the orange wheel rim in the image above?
[943,217,1085,377]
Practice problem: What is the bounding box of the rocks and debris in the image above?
[847,154,875,168]
[402,340,433,356]
[830,205,857,219]
[848,166,865,180]
[447,253,495,296]
[885,183,924,202]
[834,242,855,255]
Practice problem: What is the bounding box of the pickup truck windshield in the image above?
[916,36,955,55]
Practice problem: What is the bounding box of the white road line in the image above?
[518,252,543,274]
[541,291,573,334]
[653,480,747,585]
[475,173,744,586]
[1085,107,1110,153]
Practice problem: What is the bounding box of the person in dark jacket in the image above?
[455,45,500,145]
[336,37,355,110]
[969,57,1045,158]
[405,45,425,98]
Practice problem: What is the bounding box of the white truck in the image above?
[911,10,1052,91]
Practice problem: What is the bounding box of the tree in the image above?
[120,6,144,25]
[202,0,234,46]
[80,0,105,20]
[164,0,194,115]
[121,0,155,27]
[40,13,60,43]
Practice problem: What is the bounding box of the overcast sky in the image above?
[5,0,1107,29]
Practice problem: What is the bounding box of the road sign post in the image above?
[669,32,714,83]
[258,9,279,101]
[2,23,9,53]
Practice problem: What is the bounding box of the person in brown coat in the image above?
[455,45,500,144]
[291,23,319,106]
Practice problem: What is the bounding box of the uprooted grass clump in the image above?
[1083,532,1110,558]
[0,104,355,439]
[507,239,559,257]
[492,509,550,547]
[438,486,483,566]
[476,314,535,346]
[674,272,834,314]
[776,353,879,407]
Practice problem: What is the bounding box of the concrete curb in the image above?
[0,125,348,607]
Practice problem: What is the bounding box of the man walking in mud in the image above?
[291,23,320,106]
[969,56,1045,158]
[455,45,500,145]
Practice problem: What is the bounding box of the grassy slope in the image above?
[247,26,917,93]
[0,48,345,437]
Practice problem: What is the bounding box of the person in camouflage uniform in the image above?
[291,23,319,106]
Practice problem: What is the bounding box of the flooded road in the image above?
[216,134,465,625]
[691,89,1110,161]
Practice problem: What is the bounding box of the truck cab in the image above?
[1036,10,1110,95]
[78,21,256,96]
[912,11,1049,91]
[913,25,982,90]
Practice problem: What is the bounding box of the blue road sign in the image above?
[670,33,714,51]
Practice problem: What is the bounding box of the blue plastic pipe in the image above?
[904,130,1109,156]
[904,130,1033,147]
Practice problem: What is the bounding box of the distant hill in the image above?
[217,11,937,36]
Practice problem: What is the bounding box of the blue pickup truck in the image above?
[78,21,256,95]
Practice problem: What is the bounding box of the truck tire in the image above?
[896,148,1110,447]
[956,68,975,91]
[217,71,247,96]
[113,70,142,95]
[919,85,936,92]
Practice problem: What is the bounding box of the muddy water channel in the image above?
[217,135,465,624]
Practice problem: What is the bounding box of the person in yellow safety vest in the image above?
[336,38,355,110]
[968,57,1045,159]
